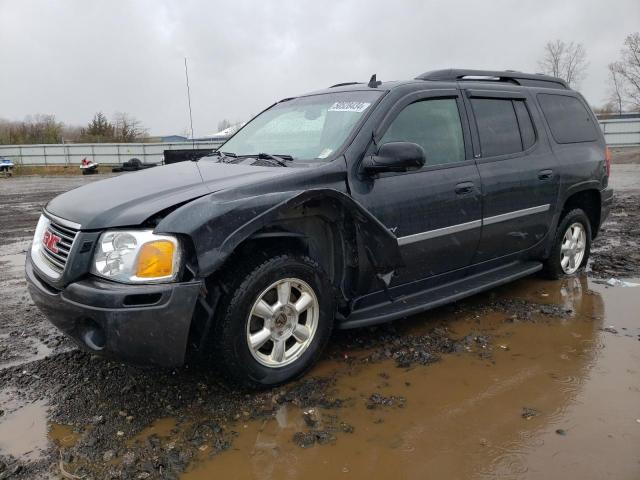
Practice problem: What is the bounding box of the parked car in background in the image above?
[26,69,612,388]
[0,157,14,176]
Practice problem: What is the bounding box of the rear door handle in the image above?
[538,169,554,181]
[455,181,475,195]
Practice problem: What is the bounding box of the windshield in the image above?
[219,90,383,161]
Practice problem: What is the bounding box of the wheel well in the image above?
[215,215,354,299]
[186,232,313,361]
[562,189,601,238]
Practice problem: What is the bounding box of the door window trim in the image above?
[363,89,474,177]
[463,89,540,164]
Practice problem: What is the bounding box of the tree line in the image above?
[0,112,148,145]
[537,32,639,114]
[2,32,638,146]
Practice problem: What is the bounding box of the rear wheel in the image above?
[211,253,334,388]
[543,208,592,279]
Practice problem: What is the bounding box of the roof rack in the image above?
[415,69,568,90]
[329,82,363,88]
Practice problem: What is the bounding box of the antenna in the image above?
[184,57,196,151]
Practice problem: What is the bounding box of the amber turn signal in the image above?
[135,240,175,278]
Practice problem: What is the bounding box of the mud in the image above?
[590,194,640,278]
[181,275,640,480]
[1,164,639,479]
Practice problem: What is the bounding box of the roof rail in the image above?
[415,69,568,89]
[329,82,363,88]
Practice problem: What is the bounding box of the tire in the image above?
[543,208,592,279]
[211,253,334,389]
[129,158,142,168]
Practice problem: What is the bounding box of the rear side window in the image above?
[380,98,465,166]
[537,94,598,144]
[471,98,522,157]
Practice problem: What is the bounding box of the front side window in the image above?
[380,98,465,166]
[220,91,383,161]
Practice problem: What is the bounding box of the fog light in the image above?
[80,319,106,351]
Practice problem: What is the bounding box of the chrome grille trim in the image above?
[43,210,82,230]
[47,224,76,243]
[37,217,80,275]
[40,249,66,270]
[42,247,68,264]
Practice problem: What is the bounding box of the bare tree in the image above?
[607,63,625,114]
[538,40,588,88]
[113,112,148,142]
[0,115,64,145]
[61,124,83,143]
[592,103,615,115]
[614,32,640,110]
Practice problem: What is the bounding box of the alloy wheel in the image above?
[245,278,319,367]
[560,222,587,274]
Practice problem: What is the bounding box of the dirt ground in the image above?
[0,160,639,479]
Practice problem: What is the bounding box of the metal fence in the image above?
[599,118,640,147]
[0,141,224,166]
[1,118,638,166]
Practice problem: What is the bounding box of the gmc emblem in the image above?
[43,229,61,254]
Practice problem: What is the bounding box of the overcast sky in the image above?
[1,0,638,137]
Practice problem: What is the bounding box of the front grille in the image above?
[40,220,79,273]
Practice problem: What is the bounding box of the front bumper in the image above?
[25,251,203,367]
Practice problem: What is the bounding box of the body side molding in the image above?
[396,204,550,246]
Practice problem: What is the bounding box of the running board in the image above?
[339,261,543,329]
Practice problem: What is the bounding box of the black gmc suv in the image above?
[26,69,613,387]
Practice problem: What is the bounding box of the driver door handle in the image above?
[538,169,554,181]
[455,181,475,195]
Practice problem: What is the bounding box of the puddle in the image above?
[1,275,638,479]
[181,276,640,480]
[49,423,81,449]
[0,334,53,370]
[0,397,48,461]
[129,417,177,444]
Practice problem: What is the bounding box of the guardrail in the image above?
[1,119,638,166]
[0,141,224,166]
[599,118,640,147]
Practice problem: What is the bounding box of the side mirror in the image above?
[362,142,426,175]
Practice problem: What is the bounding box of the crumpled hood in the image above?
[46,161,294,229]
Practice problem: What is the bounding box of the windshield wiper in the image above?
[256,153,293,167]
[204,150,238,163]
[233,153,294,167]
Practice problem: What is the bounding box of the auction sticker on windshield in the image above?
[328,102,371,113]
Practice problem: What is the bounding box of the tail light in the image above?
[604,146,611,177]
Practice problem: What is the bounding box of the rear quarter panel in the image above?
[531,91,607,204]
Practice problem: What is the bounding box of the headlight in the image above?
[91,230,182,283]
[31,215,49,258]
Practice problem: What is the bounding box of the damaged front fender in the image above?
[155,188,403,280]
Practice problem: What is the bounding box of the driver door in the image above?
[349,90,482,286]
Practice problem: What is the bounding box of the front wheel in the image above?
[543,208,592,279]
[211,253,334,388]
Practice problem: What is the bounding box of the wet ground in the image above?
[0,162,639,479]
